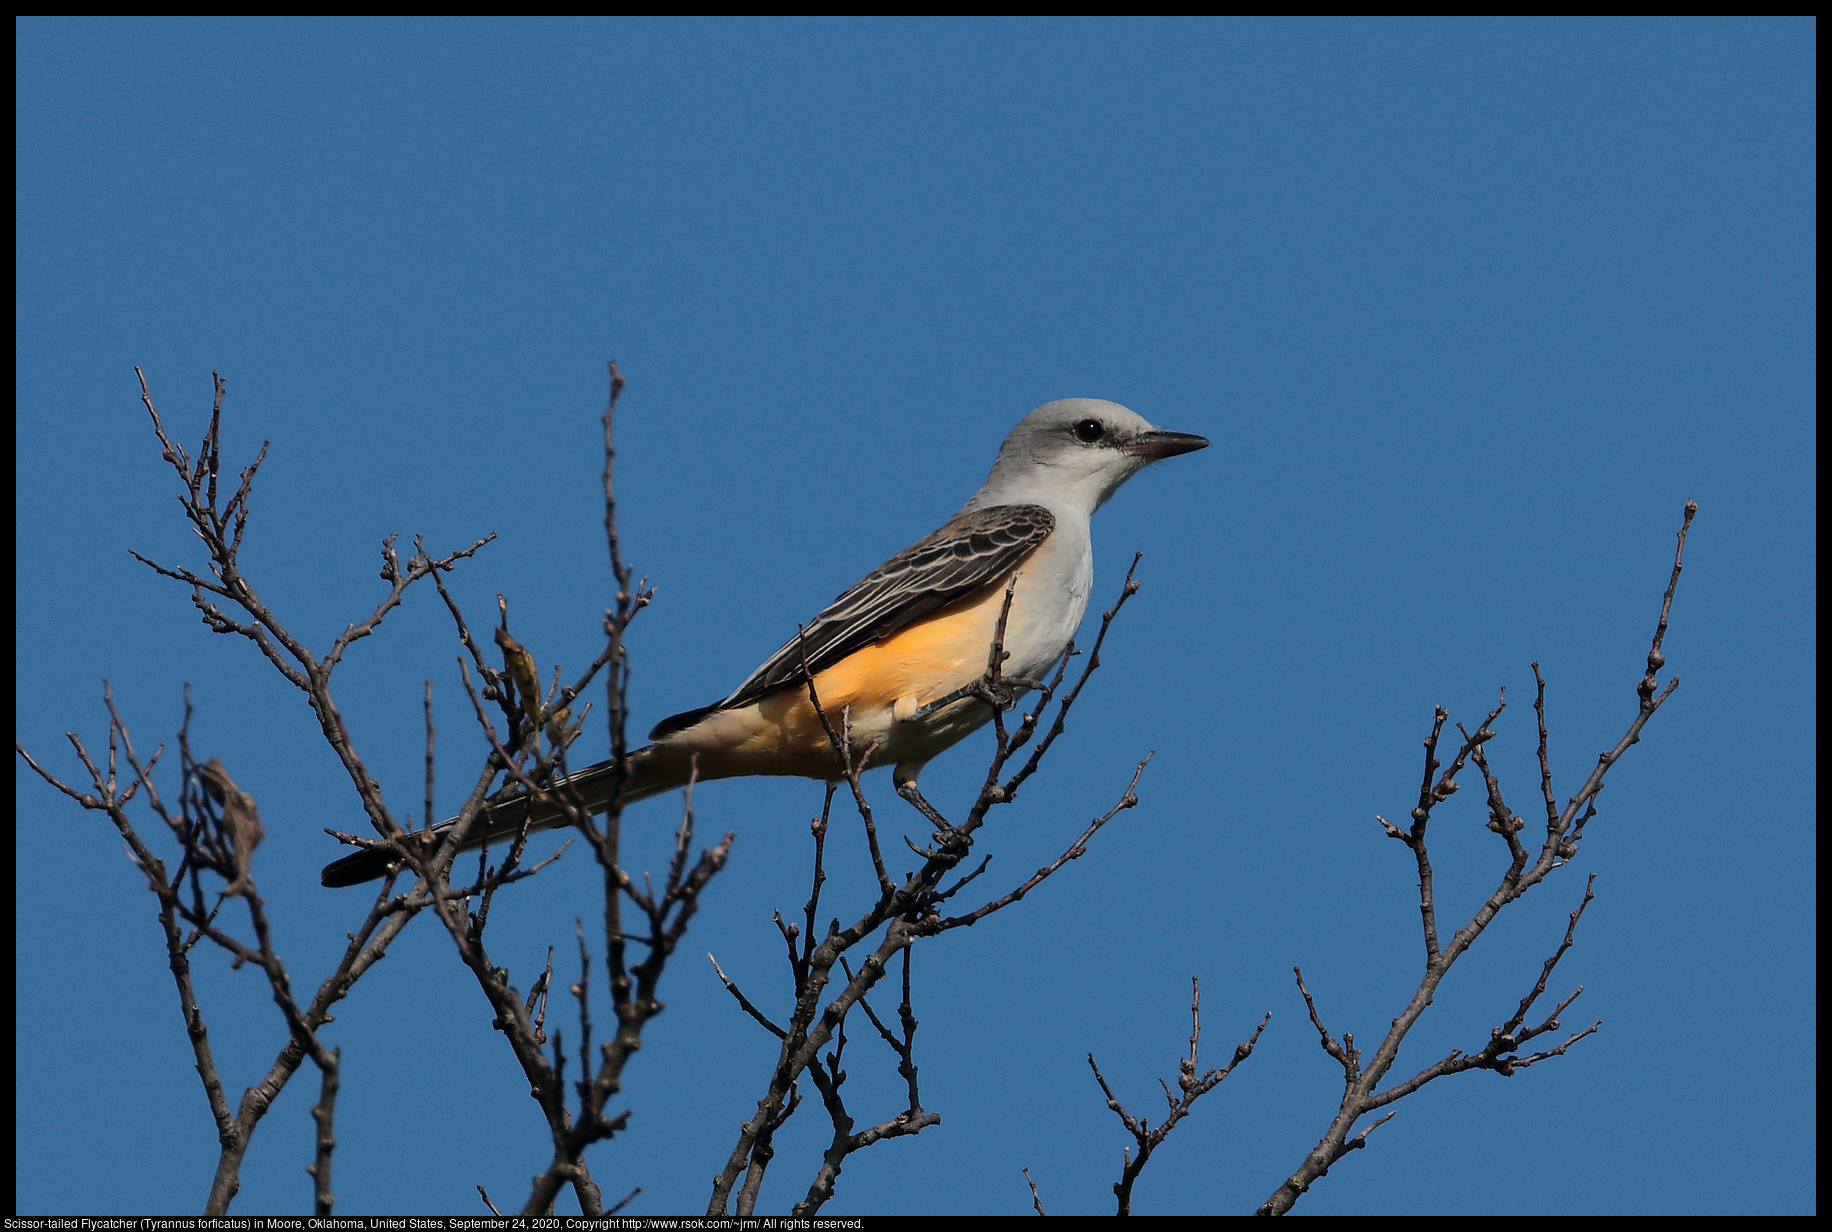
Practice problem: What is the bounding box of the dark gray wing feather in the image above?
[648,504,1054,739]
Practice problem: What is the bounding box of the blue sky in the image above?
[15,17,1814,1216]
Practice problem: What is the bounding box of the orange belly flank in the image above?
[662,577,1016,782]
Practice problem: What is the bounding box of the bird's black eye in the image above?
[1073,418,1105,443]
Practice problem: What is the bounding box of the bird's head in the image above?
[973,398,1210,515]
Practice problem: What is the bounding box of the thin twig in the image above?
[1024,1168,1047,1216]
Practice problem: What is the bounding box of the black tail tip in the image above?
[321,847,395,888]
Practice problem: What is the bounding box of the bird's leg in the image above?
[895,779,952,830]
[895,780,971,856]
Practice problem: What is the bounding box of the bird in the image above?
[321,398,1208,887]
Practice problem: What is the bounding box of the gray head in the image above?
[967,398,1210,516]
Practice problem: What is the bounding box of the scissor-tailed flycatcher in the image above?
[322,398,1207,887]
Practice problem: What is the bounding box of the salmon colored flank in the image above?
[631,576,1017,788]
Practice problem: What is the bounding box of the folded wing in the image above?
[649,503,1055,739]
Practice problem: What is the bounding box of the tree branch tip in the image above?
[1349,1111,1398,1149]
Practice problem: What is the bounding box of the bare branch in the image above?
[1294,966,1357,1083]
[304,1049,340,1216]
[1090,979,1268,1215]
[936,755,1149,933]
[1259,502,1696,1216]
[710,954,789,1040]
[1025,1168,1047,1217]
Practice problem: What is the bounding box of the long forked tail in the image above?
[319,746,684,887]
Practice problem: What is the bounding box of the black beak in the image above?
[1122,429,1211,460]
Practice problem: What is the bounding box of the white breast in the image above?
[999,512,1094,684]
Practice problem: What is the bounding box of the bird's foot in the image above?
[908,675,1046,722]
[895,780,972,852]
